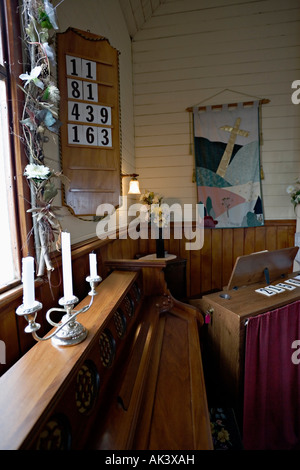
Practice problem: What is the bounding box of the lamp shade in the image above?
[128,177,140,194]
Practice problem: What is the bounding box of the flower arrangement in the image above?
[286,180,300,208]
[139,191,163,207]
[139,191,169,228]
[19,0,67,276]
[210,408,233,450]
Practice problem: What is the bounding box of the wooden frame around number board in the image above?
[57,28,121,216]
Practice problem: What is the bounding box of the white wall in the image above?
[45,0,135,243]
[132,0,300,220]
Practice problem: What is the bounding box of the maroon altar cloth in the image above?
[243,300,300,450]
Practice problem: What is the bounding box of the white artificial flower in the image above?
[151,205,170,227]
[139,204,150,222]
[19,65,44,89]
[24,163,50,180]
[43,42,55,64]
[286,185,295,195]
[48,84,60,103]
[44,0,59,30]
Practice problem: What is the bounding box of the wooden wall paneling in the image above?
[211,229,223,292]
[123,236,138,260]
[127,237,136,260]
[277,225,289,248]
[222,229,234,288]
[126,236,138,260]
[254,226,266,252]
[288,223,296,247]
[138,236,149,256]
[178,230,191,298]
[244,227,255,255]
[148,235,157,255]
[232,228,244,265]
[98,242,109,276]
[168,234,180,255]
[72,254,91,299]
[185,222,199,296]
[279,222,296,248]
[189,243,201,297]
[265,225,277,251]
[185,221,297,297]
[200,229,212,295]
[107,238,122,260]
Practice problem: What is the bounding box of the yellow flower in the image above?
[217,428,230,443]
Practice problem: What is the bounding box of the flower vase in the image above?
[156,226,165,258]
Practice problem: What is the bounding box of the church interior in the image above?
[0,0,300,452]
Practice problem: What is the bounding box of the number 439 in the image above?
[68,101,111,125]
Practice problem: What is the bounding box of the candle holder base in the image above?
[51,319,87,347]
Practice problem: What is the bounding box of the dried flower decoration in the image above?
[19,0,66,277]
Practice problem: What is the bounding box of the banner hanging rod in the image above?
[186,98,270,113]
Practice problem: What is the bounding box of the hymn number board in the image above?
[57,28,121,216]
[66,55,113,148]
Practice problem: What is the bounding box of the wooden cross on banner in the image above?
[216,117,249,178]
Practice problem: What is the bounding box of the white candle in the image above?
[61,231,74,301]
[89,253,97,278]
[22,257,35,308]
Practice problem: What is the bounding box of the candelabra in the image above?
[16,274,102,347]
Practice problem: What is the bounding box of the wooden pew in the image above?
[0,259,212,450]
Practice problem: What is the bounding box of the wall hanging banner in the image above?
[193,101,264,228]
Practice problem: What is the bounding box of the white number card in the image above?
[66,55,112,148]
[68,124,112,147]
[67,78,83,100]
[68,101,112,125]
[66,55,97,81]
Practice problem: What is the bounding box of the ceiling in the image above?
[119,0,166,38]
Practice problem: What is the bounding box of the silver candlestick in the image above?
[16,275,102,347]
